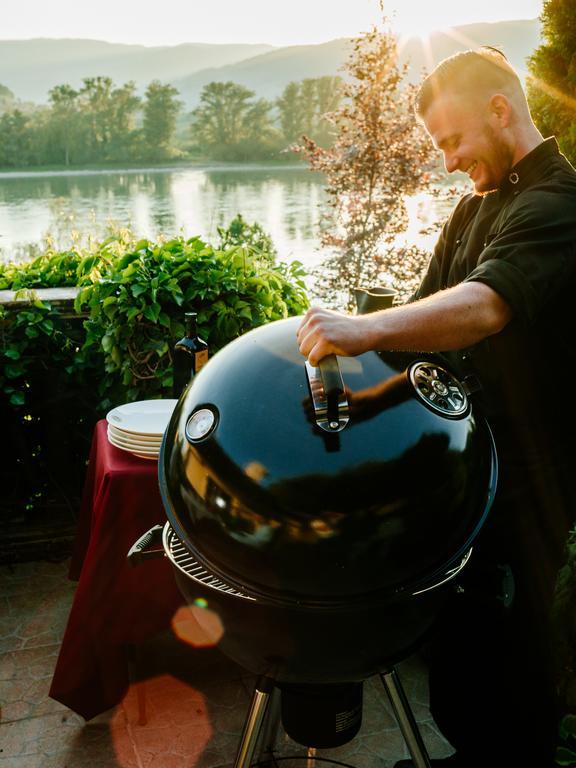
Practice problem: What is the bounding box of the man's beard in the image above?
[475,124,515,195]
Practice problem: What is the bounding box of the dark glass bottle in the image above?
[173,312,209,397]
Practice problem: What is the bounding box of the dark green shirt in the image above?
[413,138,576,467]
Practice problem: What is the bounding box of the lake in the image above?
[0,164,457,270]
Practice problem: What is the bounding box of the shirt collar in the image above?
[498,137,560,197]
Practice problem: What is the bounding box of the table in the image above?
[49,419,183,720]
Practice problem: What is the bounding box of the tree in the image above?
[294,24,435,308]
[527,0,576,164]
[142,81,182,159]
[276,81,302,144]
[0,84,16,114]
[276,76,343,146]
[191,81,276,160]
[0,110,36,167]
[47,84,82,166]
[77,77,140,162]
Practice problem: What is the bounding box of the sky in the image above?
[1,0,543,47]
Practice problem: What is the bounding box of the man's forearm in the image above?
[297,281,512,365]
[365,282,512,351]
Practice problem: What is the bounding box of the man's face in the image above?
[423,91,514,195]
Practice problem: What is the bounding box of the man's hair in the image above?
[415,47,524,119]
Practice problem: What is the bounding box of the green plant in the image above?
[1,299,75,406]
[1,219,308,411]
[528,0,576,166]
[75,235,308,407]
[557,715,576,766]
[217,213,277,261]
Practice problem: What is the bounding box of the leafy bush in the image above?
[1,223,308,411]
[75,235,308,406]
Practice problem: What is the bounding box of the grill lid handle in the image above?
[305,354,349,432]
[318,354,344,400]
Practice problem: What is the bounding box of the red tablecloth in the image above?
[49,419,183,720]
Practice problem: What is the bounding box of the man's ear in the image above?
[489,94,512,127]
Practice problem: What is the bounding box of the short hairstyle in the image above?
[415,47,523,119]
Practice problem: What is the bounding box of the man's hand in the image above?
[297,307,373,366]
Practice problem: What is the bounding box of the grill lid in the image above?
[159,317,497,604]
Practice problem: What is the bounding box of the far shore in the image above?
[0,158,309,179]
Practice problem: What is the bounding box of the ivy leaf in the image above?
[556,747,576,766]
[5,362,25,379]
[101,334,114,353]
[143,303,161,323]
[10,391,26,406]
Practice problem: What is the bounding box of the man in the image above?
[297,48,576,767]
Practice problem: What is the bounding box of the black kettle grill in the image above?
[130,316,497,767]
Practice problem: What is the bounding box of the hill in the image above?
[0,39,274,103]
[0,19,540,107]
[163,19,542,106]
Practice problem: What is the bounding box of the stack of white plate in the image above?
[106,399,178,460]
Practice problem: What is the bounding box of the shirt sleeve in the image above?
[463,190,576,326]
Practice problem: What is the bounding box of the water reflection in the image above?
[0,165,459,267]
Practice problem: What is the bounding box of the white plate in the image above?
[132,451,158,461]
[108,438,158,460]
[108,439,161,452]
[106,399,177,436]
[107,432,160,455]
[109,424,164,443]
[108,426,163,447]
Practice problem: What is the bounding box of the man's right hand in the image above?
[296,307,375,366]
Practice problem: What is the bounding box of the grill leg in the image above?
[257,684,281,762]
[233,676,275,768]
[380,668,431,768]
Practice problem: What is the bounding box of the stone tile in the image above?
[0,644,60,683]
[0,756,47,768]
[0,566,70,598]
[7,588,75,622]
[120,676,214,766]
[0,596,11,619]
[1,654,71,722]
[0,710,139,768]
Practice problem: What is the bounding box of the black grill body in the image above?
[159,316,497,682]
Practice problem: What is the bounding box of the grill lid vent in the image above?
[409,362,468,417]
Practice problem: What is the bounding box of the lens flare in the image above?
[171,604,224,648]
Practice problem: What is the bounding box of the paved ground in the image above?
[0,559,453,768]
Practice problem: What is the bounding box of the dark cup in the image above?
[354,286,397,314]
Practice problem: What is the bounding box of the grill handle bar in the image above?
[127,524,165,566]
[318,354,344,399]
[305,355,349,433]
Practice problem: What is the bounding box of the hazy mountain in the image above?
[0,39,274,103]
[174,19,541,106]
[174,38,352,106]
[0,19,540,107]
